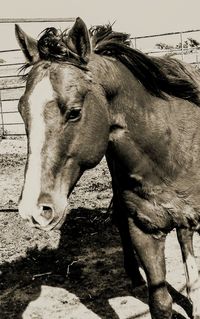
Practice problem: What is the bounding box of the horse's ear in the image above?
[15,24,40,63]
[67,17,91,59]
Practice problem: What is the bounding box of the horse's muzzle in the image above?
[18,199,69,231]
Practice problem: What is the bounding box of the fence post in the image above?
[0,90,5,138]
[134,37,137,49]
[195,48,199,69]
[180,32,184,60]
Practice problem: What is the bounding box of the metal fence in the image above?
[1,21,200,137]
[133,28,200,66]
[0,57,26,136]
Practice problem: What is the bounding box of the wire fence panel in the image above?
[1,87,25,100]
[2,100,19,111]
[133,28,200,68]
[0,66,23,77]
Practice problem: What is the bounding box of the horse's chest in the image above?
[115,173,200,233]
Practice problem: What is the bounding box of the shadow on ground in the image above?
[0,208,193,319]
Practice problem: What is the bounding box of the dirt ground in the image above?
[0,138,200,319]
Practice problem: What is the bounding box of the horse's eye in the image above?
[67,108,82,121]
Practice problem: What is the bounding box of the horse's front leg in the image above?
[128,218,172,319]
[113,195,146,288]
[177,228,200,319]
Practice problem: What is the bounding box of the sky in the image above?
[1,0,200,51]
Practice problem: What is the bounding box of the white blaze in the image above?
[19,76,54,225]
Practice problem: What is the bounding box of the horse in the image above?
[15,17,200,318]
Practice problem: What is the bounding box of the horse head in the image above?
[16,18,111,230]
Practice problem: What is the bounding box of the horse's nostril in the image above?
[31,216,39,225]
[40,205,53,220]
[29,206,54,228]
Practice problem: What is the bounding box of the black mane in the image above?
[36,24,200,106]
[91,25,200,105]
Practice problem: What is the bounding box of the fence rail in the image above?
[0,18,75,24]
[1,21,200,137]
[133,28,200,40]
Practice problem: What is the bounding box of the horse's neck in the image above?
[103,60,200,187]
